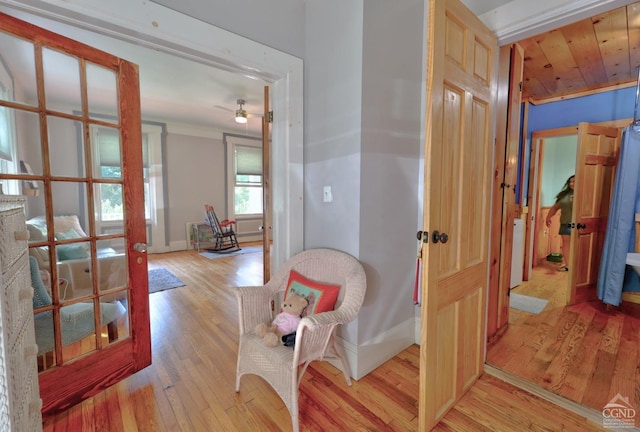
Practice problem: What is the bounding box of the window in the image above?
[92,126,150,221]
[234,144,262,215]
[90,123,166,251]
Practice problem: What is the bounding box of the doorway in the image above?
[0,0,304,274]
[488,47,640,429]
[519,128,578,311]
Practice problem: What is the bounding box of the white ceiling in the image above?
[0,7,267,136]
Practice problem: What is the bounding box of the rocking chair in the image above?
[204,204,241,253]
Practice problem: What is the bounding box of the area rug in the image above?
[199,245,263,260]
[148,268,185,294]
[509,293,548,314]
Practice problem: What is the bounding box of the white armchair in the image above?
[233,248,367,432]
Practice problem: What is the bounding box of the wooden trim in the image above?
[532,126,579,139]
[527,80,637,105]
[487,44,512,340]
[521,102,532,280]
[262,86,271,283]
[485,366,607,429]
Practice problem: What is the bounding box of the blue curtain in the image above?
[597,125,640,305]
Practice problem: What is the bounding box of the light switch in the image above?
[323,186,333,203]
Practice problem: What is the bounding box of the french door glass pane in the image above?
[48,116,84,178]
[86,62,118,121]
[56,240,93,301]
[95,182,124,232]
[91,125,122,179]
[34,311,54,372]
[60,301,97,362]
[0,31,37,106]
[51,181,88,235]
[42,47,81,115]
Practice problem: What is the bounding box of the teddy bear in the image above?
[255,293,308,347]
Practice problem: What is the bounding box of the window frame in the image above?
[225,134,263,222]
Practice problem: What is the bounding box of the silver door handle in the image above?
[133,242,147,253]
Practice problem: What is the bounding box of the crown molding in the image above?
[479,0,634,45]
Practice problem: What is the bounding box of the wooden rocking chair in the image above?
[204,204,241,253]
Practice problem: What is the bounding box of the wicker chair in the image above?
[233,248,367,432]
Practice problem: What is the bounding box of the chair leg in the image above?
[333,338,352,386]
[107,320,118,342]
[235,356,242,392]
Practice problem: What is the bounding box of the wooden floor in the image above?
[42,248,608,431]
[487,261,640,422]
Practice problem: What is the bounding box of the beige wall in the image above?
[165,132,226,249]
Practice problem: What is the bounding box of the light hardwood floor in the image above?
[487,261,640,425]
[42,248,608,431]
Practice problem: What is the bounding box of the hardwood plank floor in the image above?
[43,249,608,431]
[487,260,640,427]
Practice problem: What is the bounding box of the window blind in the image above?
[235,144,262,176]
[97,127,148,167]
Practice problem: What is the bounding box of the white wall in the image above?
[304,0,364,351]
[359,0,425,365]
[304,0,425,377]
[150,0,305,58]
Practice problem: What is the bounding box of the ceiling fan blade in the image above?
[213,105,234,113]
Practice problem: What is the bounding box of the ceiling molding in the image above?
[166,123,224,140]
[479,0,634,45]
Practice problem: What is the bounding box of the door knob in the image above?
[432,231,449,244]
[576,223,586,229]
[133,242,147,253]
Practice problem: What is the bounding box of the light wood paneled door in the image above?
[569,123,620,304]
[420,0,497,429]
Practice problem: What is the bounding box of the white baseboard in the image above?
[332,317,417,380]
[170,240,188,251]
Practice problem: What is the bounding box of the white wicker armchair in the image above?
[233,248,367,432]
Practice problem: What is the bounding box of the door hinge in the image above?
[267,111,274,123]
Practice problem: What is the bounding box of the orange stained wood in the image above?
[262,85,271,283]
[420,0,497,429]
[569,124,620,304]
[0,11,150,417]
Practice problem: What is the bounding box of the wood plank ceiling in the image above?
[520,1,640,104]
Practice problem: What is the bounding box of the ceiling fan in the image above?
[214,98,262,123]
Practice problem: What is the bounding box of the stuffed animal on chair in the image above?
[255,293,308,347]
